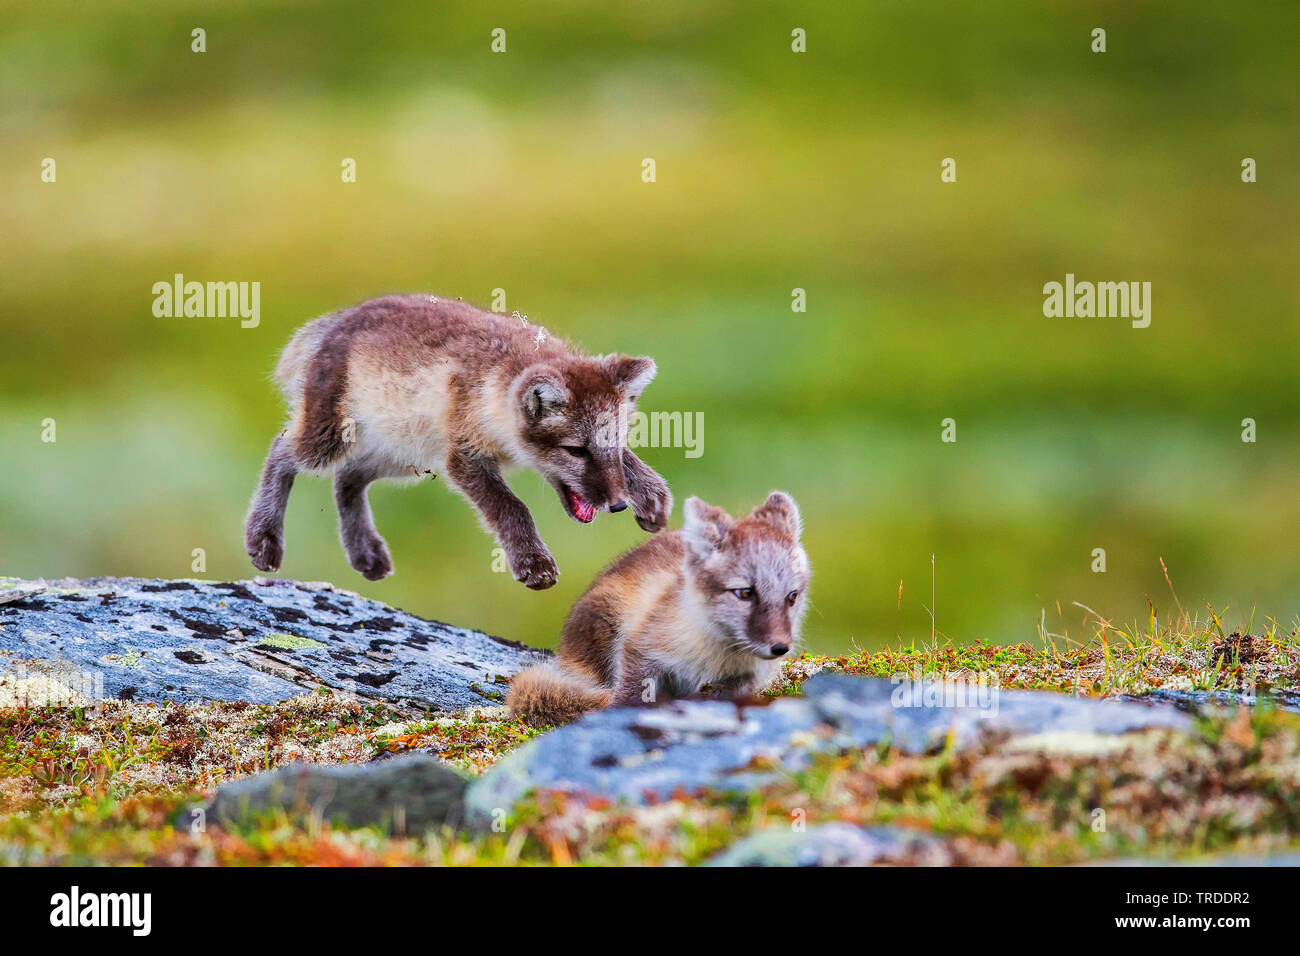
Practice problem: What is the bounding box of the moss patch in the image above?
[257,633,326,651]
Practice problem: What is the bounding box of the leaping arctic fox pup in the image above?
[244,294,672,588]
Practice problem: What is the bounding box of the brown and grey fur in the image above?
[245,294,672,586]
[507,491,811,725]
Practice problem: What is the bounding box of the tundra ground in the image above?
[3,613,1298,866]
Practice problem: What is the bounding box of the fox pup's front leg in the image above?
[622,449,672,533]
[701,673,764,700]
[610,649,660,707]
[446,447,559,590]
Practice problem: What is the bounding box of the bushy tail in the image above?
[507,662,613,727]
[273,313,338,402]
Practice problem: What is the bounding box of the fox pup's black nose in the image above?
[770,643,789,657]
[608,500,629,513]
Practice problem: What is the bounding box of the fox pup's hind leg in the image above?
[245,433,299,572]
[333,466,394,581]
[446,447,559,590]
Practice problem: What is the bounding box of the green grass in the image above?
[772,606,1300,699]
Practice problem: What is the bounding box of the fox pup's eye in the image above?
[563,446,589,459]
[786,590,799,606]
[731,588,755,601]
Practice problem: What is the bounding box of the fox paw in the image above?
[246,526,284,573]
[511,544,559,590]
[633,481,672,534]
[348,536,394,581]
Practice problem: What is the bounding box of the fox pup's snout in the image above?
[683,492,810,662]
[515,355,656,525]
[546,447,628,525]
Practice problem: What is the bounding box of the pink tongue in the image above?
[567,488,595,523]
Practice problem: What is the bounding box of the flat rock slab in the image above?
[0,576,542,712]
[466,673,1194,821]
[200,755,467,832]
[467,695,824,823]
[706,823,949,867]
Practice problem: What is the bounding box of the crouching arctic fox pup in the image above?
[507,491,810,725]
[245,294,672,588]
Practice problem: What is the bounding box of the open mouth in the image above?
[558,483,596,523]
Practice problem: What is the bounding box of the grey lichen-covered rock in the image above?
[465,696,826,826]
[0,576,543,711]
[706,823,948,867]
[806,673,1193,752]
[200,755,467,832]
[1094,852,1300,867]
[1117,687,1300,714]
[466,673,1195,823]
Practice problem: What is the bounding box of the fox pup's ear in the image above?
[753,491,802,539]
[606,355,657,400]
[682,496,732,560]
[518,365,571,420]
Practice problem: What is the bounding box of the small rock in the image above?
[706,823,948,867]
[1097,852,1300,867]
[1005,730,1138,756]
[1118,688,1300,714]
[201,755,467,832]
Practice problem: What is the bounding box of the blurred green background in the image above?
[2,1,1297,654]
